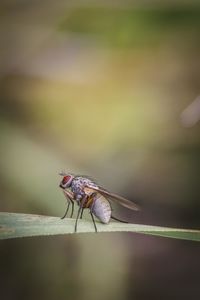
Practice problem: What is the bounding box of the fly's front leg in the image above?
[61,190,75,219]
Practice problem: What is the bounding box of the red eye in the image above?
[62,176,70,184]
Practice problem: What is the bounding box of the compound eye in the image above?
[62,176,71,184]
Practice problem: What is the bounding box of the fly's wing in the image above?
[84,185,140,211]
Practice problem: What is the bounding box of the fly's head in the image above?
[59,172,74,189]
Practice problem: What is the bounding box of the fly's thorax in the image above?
[91,193,111,224]
[71,176,98,200]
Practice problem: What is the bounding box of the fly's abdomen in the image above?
[91,193,111,224]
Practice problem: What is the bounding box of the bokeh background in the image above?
[0,1,200,300]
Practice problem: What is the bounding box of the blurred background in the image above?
[0,1,200,299]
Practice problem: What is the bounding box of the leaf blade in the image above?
[0,212,200,241]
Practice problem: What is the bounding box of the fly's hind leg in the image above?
[89,200,98,233]
[90,210,98,233]
[111,215,128,223]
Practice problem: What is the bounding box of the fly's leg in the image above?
[75,195,87,233]
[80,207,84,219]
[90,211,97,233]
[111,215,128,223]
[61,201,70,219]
[61,190,74,219]
[89,199,98,233]
[70,200,74,218]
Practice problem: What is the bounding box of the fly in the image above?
[59,172,140,233]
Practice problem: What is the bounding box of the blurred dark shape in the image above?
[0,75,32,124]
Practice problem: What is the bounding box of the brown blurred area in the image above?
[0,1,200,300]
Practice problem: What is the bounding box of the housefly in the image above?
[59,172,139,232]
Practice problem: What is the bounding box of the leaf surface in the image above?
[0,213,200,241]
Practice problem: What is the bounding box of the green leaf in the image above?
[0,212,200,241]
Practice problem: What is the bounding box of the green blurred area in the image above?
[0,2,200,300]
[60,7,200,48]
